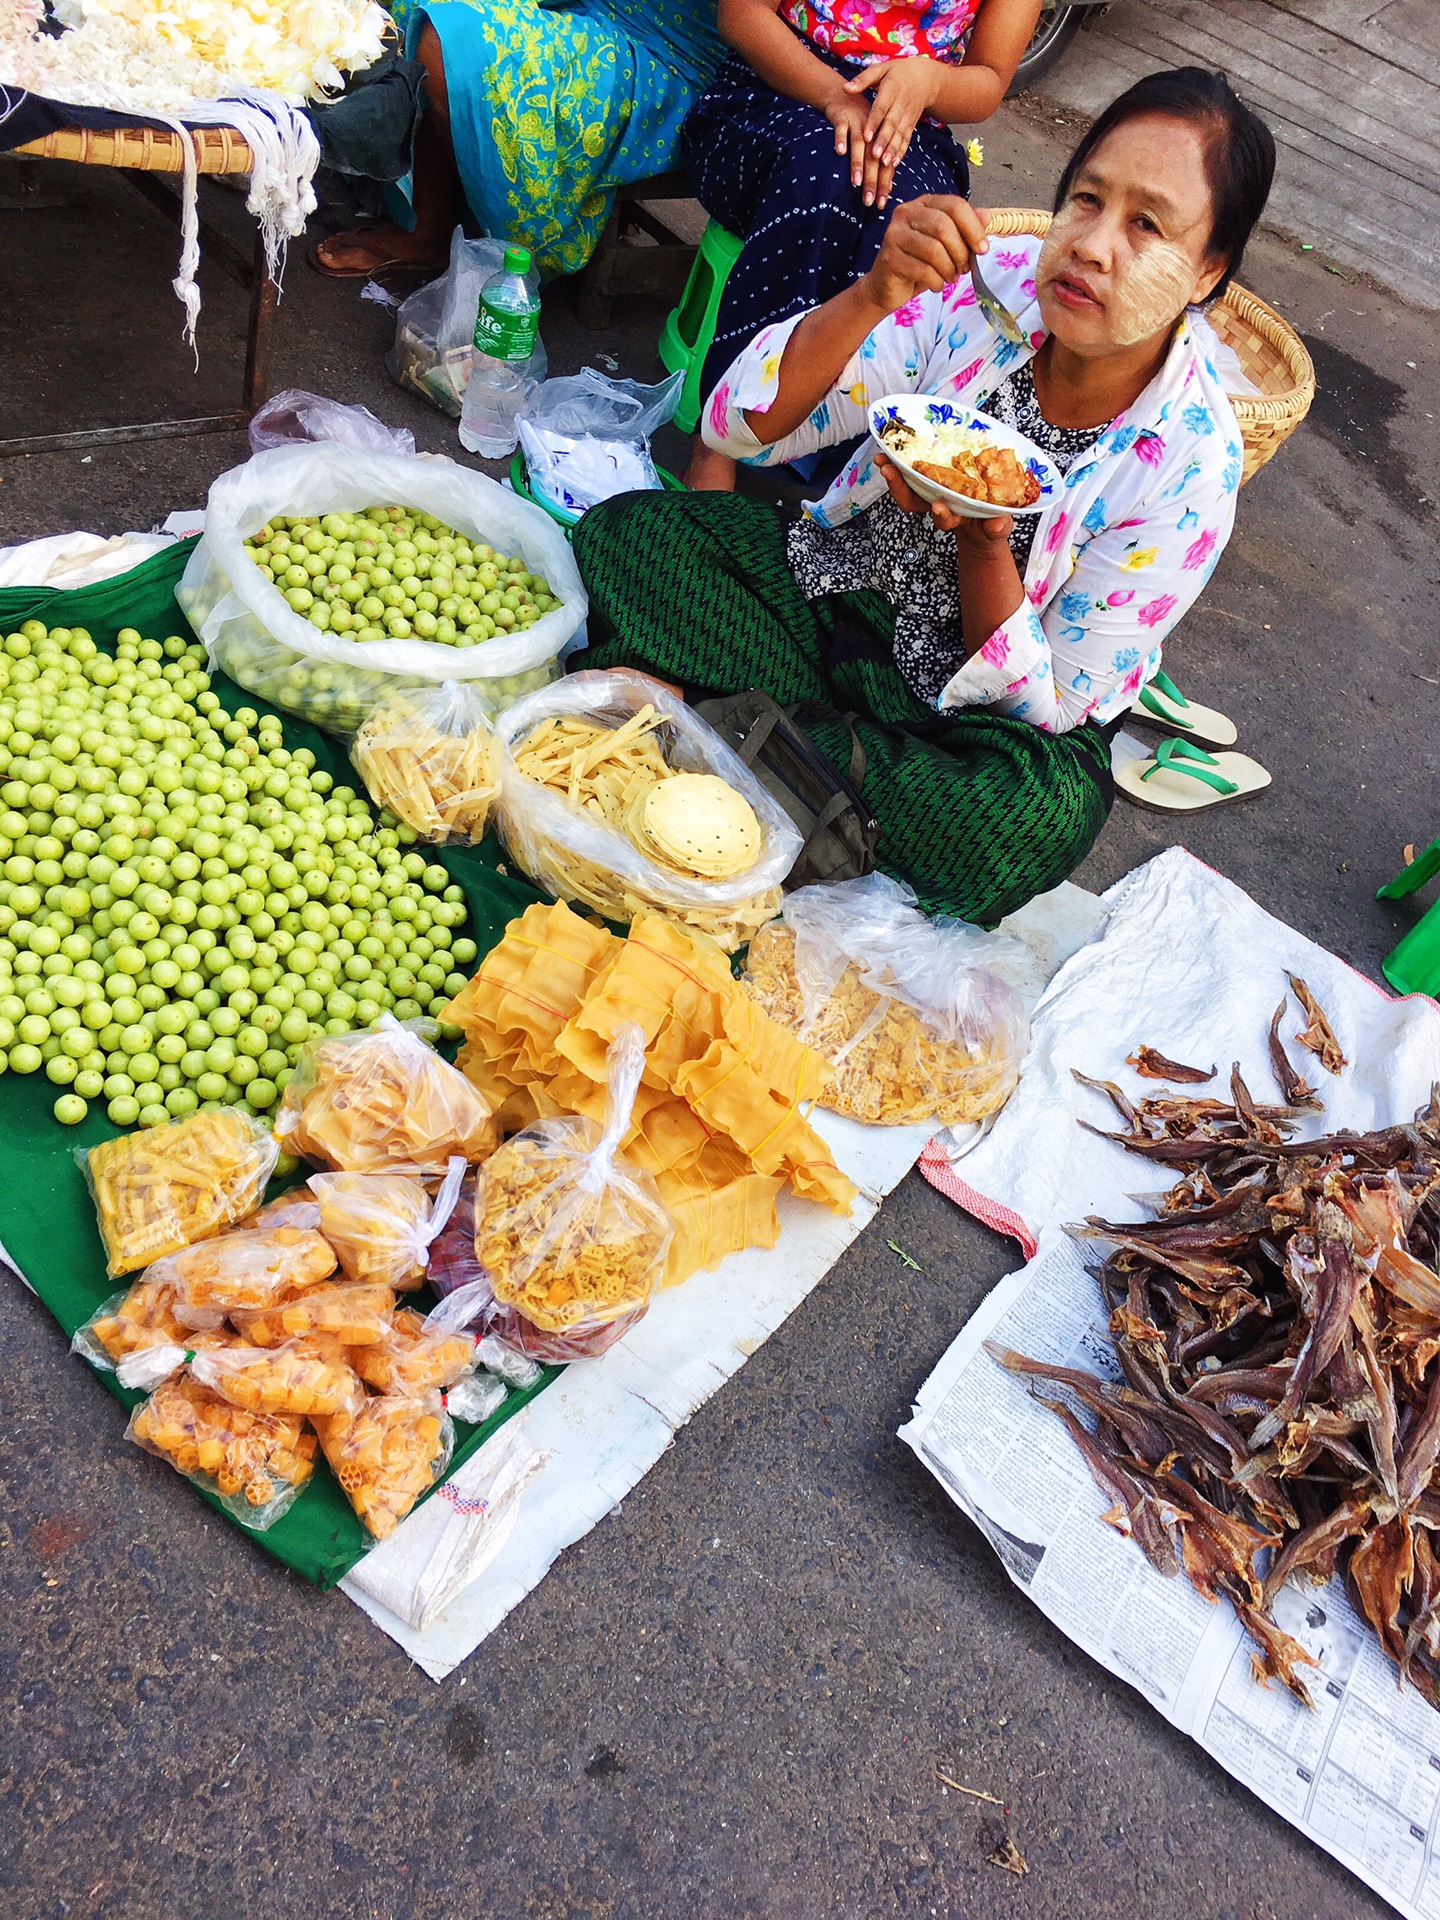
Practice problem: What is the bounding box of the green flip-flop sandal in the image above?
[1115,736,1272,813]
[1129,668,1238,749]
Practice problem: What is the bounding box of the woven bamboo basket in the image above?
[16,123,254,175]
[984,207,1315,484]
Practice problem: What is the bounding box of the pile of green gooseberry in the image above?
[0,620,479,1130]
[243,506,559,648]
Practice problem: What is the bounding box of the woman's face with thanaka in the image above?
[1036,113,1228,354]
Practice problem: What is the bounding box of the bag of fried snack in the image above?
[416,1278,542,1418]
[275,1013,496,1176]
[473,1024,672,1360]
[230,1278,396,1348]
[72,1280,230,1371]
[352,1305,479,1397]
[127,1372,316,1529]
[315,1389,455,1540]
[352,680,501,845]
[80,1106,281,1278]
[742,874,1030,1127]
[117,1334,365,1419]
[495,670,802,953]
[143,1220,338,1323]
[309,1155,466,1292]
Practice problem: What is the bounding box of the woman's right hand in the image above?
[862,195,992,315]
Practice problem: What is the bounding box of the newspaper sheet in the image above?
[901,1232,1440,1920]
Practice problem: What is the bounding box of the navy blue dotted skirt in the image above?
[682,45,971,401]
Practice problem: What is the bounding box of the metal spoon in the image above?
[969,243,1027,347]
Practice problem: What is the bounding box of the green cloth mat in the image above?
[0,549,560,1590]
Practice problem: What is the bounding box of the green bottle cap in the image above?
[503,244,532,276]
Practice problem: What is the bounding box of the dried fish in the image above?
[1007,1071,1440,1706]
[1127,1046,1216,1084]
[1269,999,1322,1109]
[1287,973,1347,1075]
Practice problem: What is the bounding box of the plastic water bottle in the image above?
[459,243,542,457]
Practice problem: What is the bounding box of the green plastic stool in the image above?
[659,220,745,435]
[1377,835,1440,996]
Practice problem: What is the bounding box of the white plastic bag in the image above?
[176,442,586,737]
[495,669,802,951]
[743,873,1031,1126]
[248,389,416,457]
[389,228,546,418]
[518,368,684,517]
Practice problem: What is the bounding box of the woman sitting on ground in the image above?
[572,68,1275,926]
[682,0,1041,489]
[316,0,724,281]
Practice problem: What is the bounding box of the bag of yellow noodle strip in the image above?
[742,874,1030,1127]
[473,1024,672,1360]
[494,671,801,953]
[351,680,501,844]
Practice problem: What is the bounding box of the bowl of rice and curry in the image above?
[869,395,1059,518]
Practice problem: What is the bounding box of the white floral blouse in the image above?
[701,234,1247,735]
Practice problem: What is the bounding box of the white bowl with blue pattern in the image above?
[868,394,1060,518]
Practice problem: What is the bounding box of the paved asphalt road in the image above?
[1,84,1437,1920]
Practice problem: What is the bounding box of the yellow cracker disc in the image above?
[641,775,760,879]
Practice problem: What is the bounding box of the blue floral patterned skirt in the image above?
[683,45,970,400]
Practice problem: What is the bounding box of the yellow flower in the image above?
[762,354,782,383]
[848,382,868,406]
[965,138,984,167]
[1121,546,1160,571]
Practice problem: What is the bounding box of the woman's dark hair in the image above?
[1052,68,1276,301]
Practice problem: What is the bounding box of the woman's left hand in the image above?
[875,452,1014,542]
[844,55,940,181]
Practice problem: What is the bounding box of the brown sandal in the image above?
[308,232,448,279]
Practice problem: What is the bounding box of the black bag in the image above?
[696,690,878,888]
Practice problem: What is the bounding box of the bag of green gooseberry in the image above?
[177,445,586,738]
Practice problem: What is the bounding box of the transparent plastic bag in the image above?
[309,1155,466,1291]
[517,368,684,517]
[128,1373,316,1530]
[232,1279,397,1348]
[72,1279,219,1371]
[145,1221,338,1318]
[119,1338,366,1419]
[275,1014,496,1175]
[351,680,501,844]
[248,390,416,458]
[175,442,583,738]
[472,1025,672,1360]
[742,873,1030,1126]
[315,1388,455,1539]
[353,1305,478,1396]
[80,1107,281,1278]
[496,671,801,953]
[422,1276,547,1382]
[424,1167,484,1299]
[388,228,546,419]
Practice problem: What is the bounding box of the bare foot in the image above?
[683,439,738,492]
[312,225,449,277]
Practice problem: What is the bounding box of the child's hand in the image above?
[823,93,873,191]
[824,92,898,208]
[844,54,940,175]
